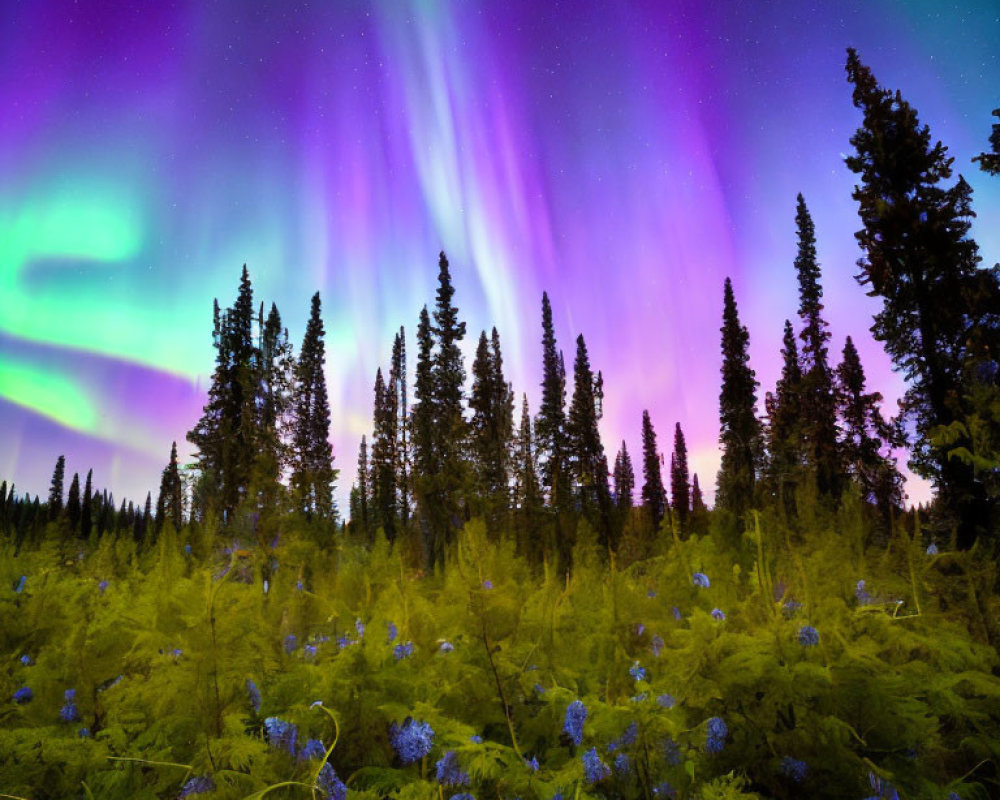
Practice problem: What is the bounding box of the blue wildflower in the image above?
[711,608,726,621]
[448,795,476,800]
[630,692,648,702]
[184,544,192,555]
[926,543,939,555]
[337,634,353,649]
[317,762,347,800]
[435,750,470,786]
[78,727,90,738]
[387,621,398,643]
[470,735,482,743]
[657,693,675,708]
[394,641,414,661]
[629,661,646,681]
[173,648,183,658]
[390,717,434,764]
[651,634,664,657]
[179,776,216,797]
[614,753,630,773]
[798,626,820,647]
[264,717,298,756]
[439,641,454,653]
[246,679,261,713]
[866,771,900,800]
[310,700,324,708]
[355,619,365,637]
[303,644,318,659]
[13,686,32,704]
[14,575,26,593]
[620,721,638,746]
[98,580,109,594]
[652,782,675,797]
[782,600,802,617]
[296,580,304,591]
[637,623,645,635]
[284,634,298,654]
[534,683,545,694]
[856,579,872,605]
[582,747,610,784]
[705,716,727,753]
[780,757,807,783]
[672,606,682,620]
[525,756,539,771]
[60,688,80,722]
[563,700,587,745]
[299,738,326,760]
[20,654,31,666]
[692,572,710,588]
[483,580,493,589]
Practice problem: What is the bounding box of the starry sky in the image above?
[1,0,998,513]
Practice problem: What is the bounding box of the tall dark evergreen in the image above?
[691,473,706,513]
[794,194,841,497]
[973,108,1000,175]
[513,394,544,562]
[370,368,398,541]
[48,455,65,522]
[566,334,613,548]
[353,435,370,541]
[641,410,667,530]
[413,253,469,568]
[670,423,690,531]
[156,442,184,532]
[765,320,803,513]
[836,336,903,514]
[253,302,295,510]
[613,441,635,511]
[846,49,1000,546]
[390,327,411,525]
[536,292,568,509]
[67,473,81,534]
[290,291,336,521]
[81,469,93,539]
[717,278,763,520]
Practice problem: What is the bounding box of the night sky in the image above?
[2,1,998,512]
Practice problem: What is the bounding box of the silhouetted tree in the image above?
[765,320,803,515]
[670,423,690,532]
[48,455,65,522]
[641,410,667,530]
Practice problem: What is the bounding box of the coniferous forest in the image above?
[4,49,1000,800]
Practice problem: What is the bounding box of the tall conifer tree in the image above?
[370,368,398,541]
[290,292,336,521]
[48,455,65,521]
[717,278,763,520]
[765,320,804,513]
[81,469,93,539]
[845,49,1000,545]
[794,194,841,497]
[670,423,690,531]
[67,473,81,534]
[613,441,635,511]
[641,410,667,530]
[156,442,184,532]
[390,327,411,525]
[536,292,568,509]
[353,435,370,542]
[513,394,544,562]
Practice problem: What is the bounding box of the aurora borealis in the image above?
[1,1,998,511]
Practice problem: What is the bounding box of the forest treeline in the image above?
[3,50,999,572]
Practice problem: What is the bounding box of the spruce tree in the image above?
[411,306,436,480]
[354,434,370,542]
[536,292,568,509]
[48,455,65,521]
[567,334,613,548]
[670,423,690,531]
[717,278,763,521]
[765,320,803,514]
[794,194,841,497]
[290,292,336,521]
[613,441,635,510]
[156,442,184,532]
[81,469,93,539]
[641,410,667,530]
[691,473,706,512]
[370,368,398,541]
[67,473,81,534]
[845,49,1000,546]
[390,327,410,525]
[836,336,903,514]
[513,394,544,562]
[252,302,294,510]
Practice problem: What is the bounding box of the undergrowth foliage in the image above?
[2,511,999,800]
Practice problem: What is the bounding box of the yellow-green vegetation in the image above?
[3,509,999,800]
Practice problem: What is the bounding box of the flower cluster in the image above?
[692,572,710,588]
[864,771,900,800]
[284,634,298,654]
[317,762,347,800]
[387,621,398,643]
[657,693,675,708]
[926,543,939,555]
[798,625,820,647]
[525,756,539,771]
[14,575,26,593]
[614,753,630,773]
[582,747,611,784]
[298,738,326,760]
[20,654,31,666]
[13,686,32,704]
[394,641,414,661]
[179,776,216,797]
[564,700,587,746]
[435,750,470,786]
[439,641,454,653]
[711,608,726,621]
[264,716,298,756]
[856,579,872,606]
[60,688,80,722]
[629,661,646,681]
[98,580,109,594]
[390,717,434,764]
[780,757,807,783]
[608,721,638,752]
[705,716,727,754]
